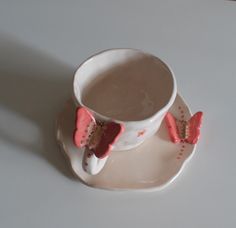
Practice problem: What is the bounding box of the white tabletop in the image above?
[0,1,235,227]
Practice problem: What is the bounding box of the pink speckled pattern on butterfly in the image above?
[165,111,203,144]
[73,107,124,158]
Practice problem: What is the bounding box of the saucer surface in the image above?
[56,94,195,190]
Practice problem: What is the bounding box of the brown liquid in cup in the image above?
[82,57,173,121]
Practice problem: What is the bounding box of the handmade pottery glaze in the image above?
[73,49,177,174]
[57,94,196,191]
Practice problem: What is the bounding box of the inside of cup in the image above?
[74,49,175,121]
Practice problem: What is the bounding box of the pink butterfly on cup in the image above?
[73,107,124,174]
[165,111,203,144]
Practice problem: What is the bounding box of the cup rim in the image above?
[73,48,177,125]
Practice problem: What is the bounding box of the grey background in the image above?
[0,0,235,227]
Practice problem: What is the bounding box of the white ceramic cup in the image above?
[73,49,177,175]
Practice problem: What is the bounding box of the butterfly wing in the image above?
[165,112,181,143]
[94,122,124,159]
[73,107,96,148]
[186,111,203,144]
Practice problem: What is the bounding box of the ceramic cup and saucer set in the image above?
[56,49,203,191]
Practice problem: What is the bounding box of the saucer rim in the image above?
[56,93,197,192]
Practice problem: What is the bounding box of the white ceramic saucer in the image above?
[56,94,196,191]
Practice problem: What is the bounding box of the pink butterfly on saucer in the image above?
[73,107,124,158]
[165,111,203,144]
